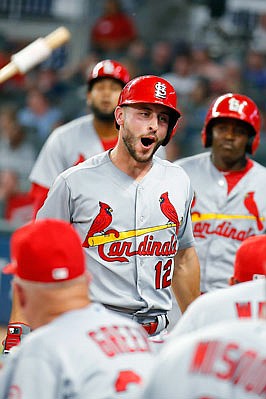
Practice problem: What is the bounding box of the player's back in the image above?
[142,319,266,399]
[169,279,266,339]
[0,303,155,399]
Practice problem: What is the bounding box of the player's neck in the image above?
[211,153,247,172]
[93,117,118,140]
[110,146,153,180]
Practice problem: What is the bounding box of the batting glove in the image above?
[2,322,31,354]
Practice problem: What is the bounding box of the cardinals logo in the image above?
[83,201,113,247]
[244,192,264,231]
[159,192,180,235]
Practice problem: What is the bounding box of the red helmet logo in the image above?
[87,59,130,89]
[201,93,260,154]
[117,75,181,146]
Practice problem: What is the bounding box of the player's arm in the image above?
[171,246,200,314]
[37,174,72,221]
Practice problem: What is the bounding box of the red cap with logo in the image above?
[201,92,261,154]
[117,75,181,146]
[233,235,266,282]
[87,59,130,90]
[3,219,86,283]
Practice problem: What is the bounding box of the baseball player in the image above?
[0,219,156,399]
[168,234,266,338]
[175,93,266,293]
[35,75,200,342]
[142,318,266,399]
[29,59,167,217]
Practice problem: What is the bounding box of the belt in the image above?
[141,315,169,336]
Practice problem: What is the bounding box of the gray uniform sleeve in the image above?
[37,175,72,222]
[29,131,67,189]
[178,179,195,250]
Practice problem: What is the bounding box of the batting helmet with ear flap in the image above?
[87,59,130,90]
[117,75,181,146]
[201,93,261,154]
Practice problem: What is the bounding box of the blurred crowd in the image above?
[1,0,266,224]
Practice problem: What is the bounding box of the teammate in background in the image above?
[175,93,266,293]
[142,318,266,399]
[168,234,266,338]
[29,59,130,217]
[36,75,200,342]
[0,219,155,398]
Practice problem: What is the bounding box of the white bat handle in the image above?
[0,27,71,83]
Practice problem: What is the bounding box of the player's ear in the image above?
[86,92,92,107]
[13,281,27,308]
[114,106,124,129]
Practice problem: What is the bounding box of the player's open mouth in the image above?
[141,137,155,147]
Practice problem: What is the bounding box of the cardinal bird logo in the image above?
[244,192,263,231]
[82,201,113,247]
[159,192,180,235]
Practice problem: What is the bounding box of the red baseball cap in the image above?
[233,235,266,282]
[3,219,86,283]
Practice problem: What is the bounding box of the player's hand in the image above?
[2,323,31,354]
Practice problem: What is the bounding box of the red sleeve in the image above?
[30,183,49,219]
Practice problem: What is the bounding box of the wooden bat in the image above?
[0,26,71,83]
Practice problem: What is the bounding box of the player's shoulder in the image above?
[59,151,110,179]
[174,151,210,168]
[169,318,266,354]
[154,155,191,179]
[49,114,93,140]
[250,159,266,175]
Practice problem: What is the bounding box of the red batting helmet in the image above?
[117,75,181,146]
[87,59,130,90]
[201,93,261,154]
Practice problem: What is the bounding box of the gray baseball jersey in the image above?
[142,319,266,399]
[175,152,266,292]
[37,152,195,319]
[0,303,156,399]
[29,114,166,189]
[169,279,266,338]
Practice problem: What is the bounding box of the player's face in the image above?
[116,103,170,163]
[211,118,250,169]
[87,78,123,122]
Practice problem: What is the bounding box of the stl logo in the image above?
[103,60,115,74]
[228,97,246,114]
[155,82,167,99]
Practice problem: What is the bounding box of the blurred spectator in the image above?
[191,43,226,95]
[35,67,70,105]
[170,77,212,161]
[147,40,173,76]
[0,106,37,223]
[90,0,137,57]
[222,57,244,93]
[162,53,197,104]
[250,12,266,54]
[242,49,266,109]
[18,88,63,146]
[125,38,150,75]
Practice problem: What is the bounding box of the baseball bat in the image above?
[0,26,71,84]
